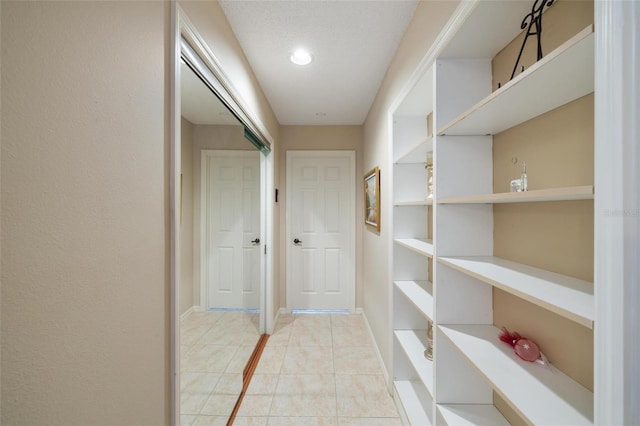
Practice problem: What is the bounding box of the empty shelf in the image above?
[394,380,433,426]
[437,256,593,328]
[437,404,509,425]
[395,280,433,321]
[395,330,434,394]
[395,238,434,258]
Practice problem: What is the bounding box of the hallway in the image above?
[181,312,401,425]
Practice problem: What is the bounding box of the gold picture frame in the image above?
[364,166,380,231]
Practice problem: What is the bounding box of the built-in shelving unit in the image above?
[392,65,435,424]
[390,1,596,424]
[439,325,594,425]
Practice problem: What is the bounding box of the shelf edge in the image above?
[437,185,594,204]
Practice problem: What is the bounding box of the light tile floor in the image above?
[181,311,261,424]
[182,312,402,425]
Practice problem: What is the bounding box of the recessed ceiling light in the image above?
[290,49,312,66]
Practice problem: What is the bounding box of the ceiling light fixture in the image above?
[290,49,312,66]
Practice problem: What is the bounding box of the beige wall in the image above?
[361,1,460,378]
[181,118,195,315]
[1,1,280,424]
[1,2,169,424]
[278,126,363,310]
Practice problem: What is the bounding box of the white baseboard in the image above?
[360,309,390,386]
[269,308,290,332]
[180,305,200,321]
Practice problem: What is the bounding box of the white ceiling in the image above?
[219,0,419,126]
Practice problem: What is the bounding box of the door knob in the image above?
[251,238,260,244]
[293,238,302,245]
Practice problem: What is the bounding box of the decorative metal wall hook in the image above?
[510,0,555,81]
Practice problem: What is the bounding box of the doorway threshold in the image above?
[207,307,260,314]
[291,309,350,315]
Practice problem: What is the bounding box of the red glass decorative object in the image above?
[499,327,542,363]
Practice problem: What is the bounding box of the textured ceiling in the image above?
[220,0,418,125]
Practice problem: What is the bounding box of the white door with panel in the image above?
[287,151,355,310]
[202,150,261,310]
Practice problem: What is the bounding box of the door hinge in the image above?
[264,245,267,255]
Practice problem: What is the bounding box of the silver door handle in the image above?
[251,238,260,245]
[293,238,302,245]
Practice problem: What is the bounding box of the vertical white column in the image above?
[170,3,180,425]
[594,0,640,424]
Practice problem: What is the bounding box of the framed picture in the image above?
[364,166,380,231]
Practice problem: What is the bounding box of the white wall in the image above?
[361,0,460,380]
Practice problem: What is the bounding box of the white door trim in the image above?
[285,150,356,311]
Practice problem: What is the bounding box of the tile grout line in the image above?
[331,314,340,424]
[265,313,293,423]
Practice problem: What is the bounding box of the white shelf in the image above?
[394,137,433,164]
[439,325,593,425]
[438,185,594,204]
[394,198,433,207]
[437,256,594,328]
[438,25,594,136]
[395,280,433,321]
[394,380,433,426]
[395,330,434,395]
[394,238,433,258]
[437,404,509,425]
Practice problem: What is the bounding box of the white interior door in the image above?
[287,151,355,310]
[202,150,261,309]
